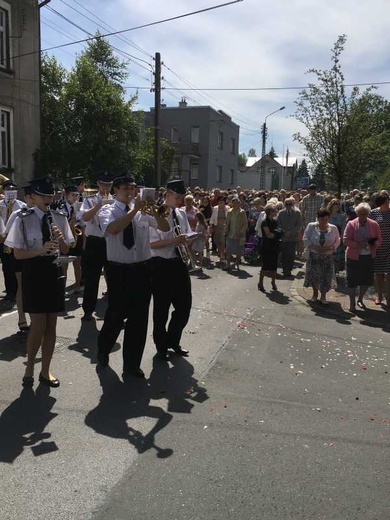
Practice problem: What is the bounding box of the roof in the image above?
[245,155,298,168]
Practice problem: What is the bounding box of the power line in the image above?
[12,1,244,61]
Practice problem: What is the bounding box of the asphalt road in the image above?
[0,262,388,520]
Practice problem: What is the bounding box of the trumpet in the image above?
[172,216,197,270]
[140,199,170,218]
[69,207,83,237]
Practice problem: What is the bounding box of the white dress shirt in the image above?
[5,206,74,250]
[150,207,190,259]
[78,193,114,237]
[303,222,340,255]
[4,205,28,235]
[99,200,158,264]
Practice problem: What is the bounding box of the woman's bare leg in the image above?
[24,313,46,377]
[15,272,27,326]
[40,313,58,380]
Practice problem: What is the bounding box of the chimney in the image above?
[179,97,188,108]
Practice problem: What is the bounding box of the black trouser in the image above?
[280,241,297,274]
[0,245,17,298]
[151,256,192,351]
[98,260,152,370]
[82,236,107,314]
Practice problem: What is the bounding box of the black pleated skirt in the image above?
[22,256,66,313]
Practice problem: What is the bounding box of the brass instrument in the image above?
[140,200,170,218]
[3,196,14,254]
[69,204,83,238]
[172,212,197,270]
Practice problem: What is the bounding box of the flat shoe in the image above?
[309,297,318,303]
[349,306,356,314]
[123,368,145,379]
[172,346,189,356]
[257,283,266,292]
[22,376,34,387]
[319,299,329,305]
[39,373,60,388]
[357,300,366,310]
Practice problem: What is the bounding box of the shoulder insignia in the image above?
[20,208,34,218]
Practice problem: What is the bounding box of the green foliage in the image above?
[268,146,278,158]
[238,152,247,168]
[40,34,161,185]
[296,159,309,178]
[293,35,390,195]
[248,148,257,157]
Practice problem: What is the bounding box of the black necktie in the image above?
[123,205,134,249]
[172,208,180,229]
[42,212,51,244]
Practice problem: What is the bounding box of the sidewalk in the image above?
[290,268,389,329]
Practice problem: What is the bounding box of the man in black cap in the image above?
[97,176,169,378]
[149,179,194,360]
[70,176,86,202]
[79,173,113,320]
[0,180,25,301]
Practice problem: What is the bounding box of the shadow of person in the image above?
[266,291,292,305]
[85,367,173,458]
[148,355,209,414]
[0,385,58,463]
[67,319,121,364]
[0,332,27,363]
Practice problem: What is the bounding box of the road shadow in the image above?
[148,355,209,414]
[0,332,27,362]
[0,385,58,463]
[307,300,352,325]
[266,290,292,305]
[85,367,174,458]
[67,318,120,363]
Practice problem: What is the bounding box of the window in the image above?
[230,169,234,185]
[190,163,199,180]
[170,125,178,143]
[230,138,236,155]
[217,131,224,150]
[0,3,10,71]
[0,106,12,169]
[190,126,200,144]
[170,159,179,177]
[216,165,222,183]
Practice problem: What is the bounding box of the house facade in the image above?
[0,0,40,185]
[144,99,240,189]
[236,155,297,190]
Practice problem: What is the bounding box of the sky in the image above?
[40,0,390,163]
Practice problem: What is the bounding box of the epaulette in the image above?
[20,208,34,217]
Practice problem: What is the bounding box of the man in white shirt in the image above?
[97,176,169,378]
[79,173,113,320]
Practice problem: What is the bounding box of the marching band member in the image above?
[0,180,25,302]
[4,185,35,332]
[97,176,169,378]
[149,180,193,360]
[70,176,86,202]
[58,185,83,293]
[5,177,74,388]
[79,173,113,321]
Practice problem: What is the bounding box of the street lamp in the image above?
[260,106,285,189]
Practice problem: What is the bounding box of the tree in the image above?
[296,159,309,178]
[268,146,278,158]
[248,148,257,157]
[238,152,247,168]
[293,35,390,196]
[311,162,326,191]
[40,55,70,177]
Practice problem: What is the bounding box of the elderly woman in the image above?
[181,194,198,231]
[224,196,248,270]
[257,204,281,292]
[343,203,382,312]
[369,193,390,307]
[209,195,228,266]
[303,208,340,304]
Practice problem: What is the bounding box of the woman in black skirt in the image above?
[258,204,282,292]
[5,178,74,388]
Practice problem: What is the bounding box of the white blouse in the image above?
[303,222,340,255]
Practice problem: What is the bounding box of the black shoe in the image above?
[81,313,93,321]
[257,283,266,292]
[39,373,60,388]
[171,346,189,356]
[22,376,34,388]
[123,367,145,379]
[97,352,109,368]
[156,349,169,360]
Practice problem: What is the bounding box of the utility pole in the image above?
[154,52,161,187]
